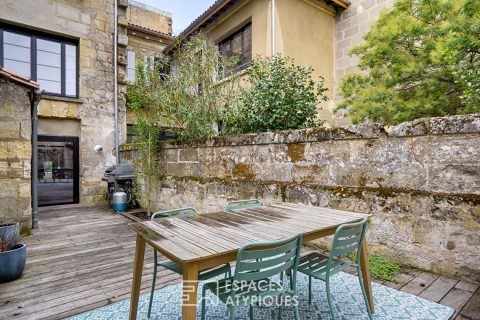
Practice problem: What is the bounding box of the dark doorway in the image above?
[37,135,79,206]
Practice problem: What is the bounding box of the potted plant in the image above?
[0,220,27,283]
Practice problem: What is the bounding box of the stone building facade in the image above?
[0,68,38,223]
[333,0,395,125]
[0,0,171,208]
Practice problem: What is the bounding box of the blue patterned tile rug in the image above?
[68,272,454,320]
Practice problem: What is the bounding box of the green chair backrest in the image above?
[234,233,302,289]
[151,207,197,221]
[329,217,368,267]
[225,199,262,211]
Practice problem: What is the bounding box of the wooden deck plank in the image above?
[419,276,458,302]
[440,288,476,319]
[400,271,439,295]
[457,287,480,320]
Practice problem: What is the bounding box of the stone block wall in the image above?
[0,78,32,223]
[123,114,480,281]
[333,0,395,125]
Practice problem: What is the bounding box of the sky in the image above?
[135,0,217,35]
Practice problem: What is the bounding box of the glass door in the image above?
[37,135,79,206]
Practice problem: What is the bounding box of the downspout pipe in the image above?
[30,89,43,229]
[114,0,120,165]
[271,0,275,57]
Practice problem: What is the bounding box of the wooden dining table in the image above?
[128,202,374,320]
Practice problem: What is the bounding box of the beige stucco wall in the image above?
[278,0,336,124]
[203,0,338,125]
[206,0,270,57]
[127,0,172,34]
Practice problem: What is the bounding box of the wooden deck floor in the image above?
[0,205,478,320]
[0,205,181,320]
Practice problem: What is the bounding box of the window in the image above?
[218,22,252,78]
[0,25,78,97]
[126,124,136,143]
[127,51,136,82]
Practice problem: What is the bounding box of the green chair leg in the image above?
[326,279,336,320]
[308,275,312,305]
[293,305,300,320]
[278,300,283,320]
[229,306,237,320]
[201,284,207,320]
[357,267,373,320]
[148,251,158,318]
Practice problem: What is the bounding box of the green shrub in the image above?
[230,55,328,133]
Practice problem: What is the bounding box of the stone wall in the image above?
[123,114,480,281]
[0,78,32,223]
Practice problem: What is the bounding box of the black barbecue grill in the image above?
[102,163,137,208]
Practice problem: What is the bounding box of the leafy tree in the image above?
[337,0,479,124]
[231,55,328,133]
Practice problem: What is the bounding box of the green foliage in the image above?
[338,0,480,124]
[126,60,162,215]
[347,253,402,282]
[127,34,240,141]
[126,35,240,213]
[230,55,328,133]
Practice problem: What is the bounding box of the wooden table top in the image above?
[129,203,369,264]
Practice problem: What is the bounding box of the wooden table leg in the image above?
[360,239,375,314]
[182,262,199,320]
[129,234,146,320]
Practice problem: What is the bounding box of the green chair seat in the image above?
[157,259,183,274]
[298,252,351,281]
[158,259,232,281]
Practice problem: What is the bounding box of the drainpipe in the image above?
[30,89,43,229]
[114,0,120,165]
[271,0,275,57]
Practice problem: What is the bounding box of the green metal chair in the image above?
[297,218,372,320]
[201,233,303,320]
[147,207,232,318]
[225,199,262,211]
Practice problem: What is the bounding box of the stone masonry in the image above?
[122,114,480,282]
[333,0,395,125]
[0,72,38,224]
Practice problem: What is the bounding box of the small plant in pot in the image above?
[0,216,28,283]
